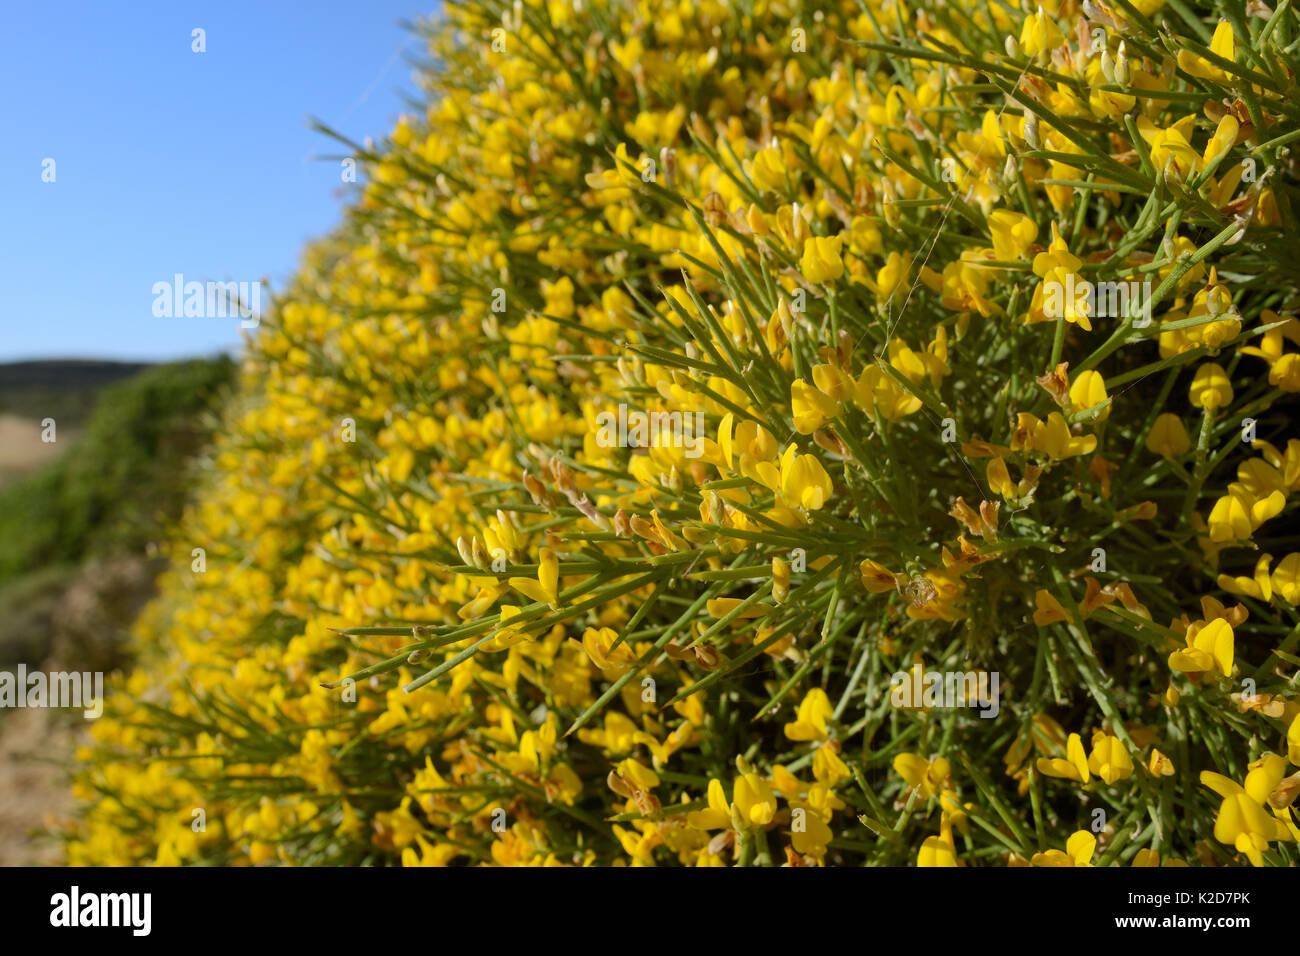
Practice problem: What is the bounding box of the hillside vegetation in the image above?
[65,0,1300,868]
[0,357,234,667]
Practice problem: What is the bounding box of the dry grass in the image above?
[0,414,77,492]
[0,707,80,865]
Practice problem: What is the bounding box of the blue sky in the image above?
[0,0,435,363]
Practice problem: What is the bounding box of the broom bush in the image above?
[67,0,1300,867]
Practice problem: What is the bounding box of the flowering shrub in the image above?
[67,0,1300,867]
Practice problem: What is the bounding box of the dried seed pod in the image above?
[903,575,937,607]
[659,146,677,186]
[1269,773,1300,809]
[522,470,549,506]
[606,771,634,799]
[702,191,727,226]
[692,645,722,670]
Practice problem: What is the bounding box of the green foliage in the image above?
[0,356,235,586]
[0,563,77,668]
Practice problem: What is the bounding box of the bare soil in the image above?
[0,706,81,865]
[0,414,77,490]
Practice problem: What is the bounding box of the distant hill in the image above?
[0,360,153,428]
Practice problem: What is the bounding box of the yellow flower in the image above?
[1189,362,1233,411]
[685,778,732,830]
[706,597,773,619]
[400,833,461,867]
[1069,370,1109,422]
[1145,413,1191,458]
[791,377,840,435]
[1148,749,1176,777]
[1037,732,1090,783]
[988,209,1038,262]
[873,251,910,301]
[372,796,425,850]
[1217,553,1274,602]
[860,558,901,593]
[746,145,787,192]
[1019,7,1064,57]
[784,688,833,741]
[581,625,635,672]
[854,365,922,420]
[799,235,844,284]
[1207,487,1284,543]
[733,772,778,826]
[986,456,1016,499]
[1200,754,1295,866]
[1032,588,1071,627]
[1087,732,1134,784]
[1269,353,1300,391]
[1203,114,1240,169]
[789,799,835,862]
[848,215,882,256]
[894,753,952,800]
[1014,411,1097,459]
[1086,57,1135,117]
[1168,617,1234,679]
[1031,223,1082,278]
[771,555,791,604]
[1272,553,1300,604]
[779,444,834,510]
[509,546,560,608]
[1137,114,1201,182]
[812,745,850,786]
[1177,20,1235,84]
[812,362,852,402]
[615,757,660,792]
[1032,830,1096,867]
[917,818,960,867]
[1208,493,1249,544]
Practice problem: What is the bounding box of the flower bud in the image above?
[456,536,475,567]
[1023,112,1041,150]
[1100,49,1117,84]
[772,556,791,603]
